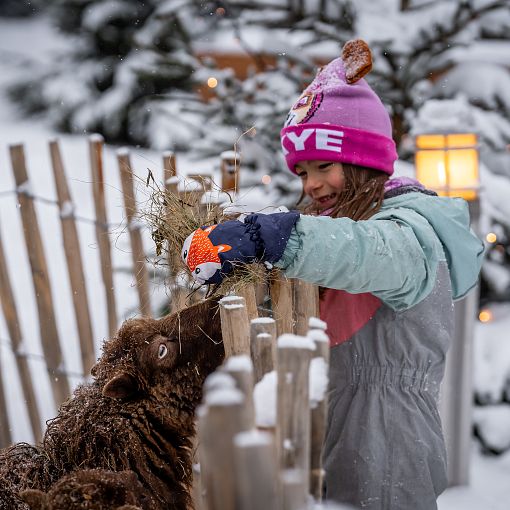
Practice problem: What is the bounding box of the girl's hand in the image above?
[181,212,300,285]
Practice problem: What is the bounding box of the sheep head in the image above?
[92,298,224,403]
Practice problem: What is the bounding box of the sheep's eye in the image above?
[158,344,168,359]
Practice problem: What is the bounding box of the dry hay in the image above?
[143,176,269,298]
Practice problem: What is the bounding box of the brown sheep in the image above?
[19,469,148,510]
[0,297,224,510]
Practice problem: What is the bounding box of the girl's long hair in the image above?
[298,164,389,221]
[297,163,389,300]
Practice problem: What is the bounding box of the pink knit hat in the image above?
[280,40,397,175]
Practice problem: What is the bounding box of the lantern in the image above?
[415,133,479,201]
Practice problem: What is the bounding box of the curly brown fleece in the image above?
[0,298,224,510]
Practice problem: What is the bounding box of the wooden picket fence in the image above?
[195,282,328,509]
[0,136,241,447]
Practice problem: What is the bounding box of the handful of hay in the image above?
[144,177,267,297]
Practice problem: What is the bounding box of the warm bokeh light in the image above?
[215,7,226,15]
[486,232,497,243]
[207,77,218,88]
[478,309,493,323]
[261,174,272,185]
[415,133,479,200]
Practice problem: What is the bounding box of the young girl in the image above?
[181,40,484,509]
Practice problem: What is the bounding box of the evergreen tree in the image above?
[8,0,218,145]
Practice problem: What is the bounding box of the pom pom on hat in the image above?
[281,39,397,175]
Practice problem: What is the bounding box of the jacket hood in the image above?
[380,188,484,300]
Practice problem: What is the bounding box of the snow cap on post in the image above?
[280,39,397,175]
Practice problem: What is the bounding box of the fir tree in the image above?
[8,0,216,145]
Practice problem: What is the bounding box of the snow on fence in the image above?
[0,136,242,446]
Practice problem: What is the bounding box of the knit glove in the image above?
[181,212,300,285]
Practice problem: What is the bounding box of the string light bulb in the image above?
[478,309,493,323]
[207,77,218,88]
[486,232,497,243]
[261,175,272,185]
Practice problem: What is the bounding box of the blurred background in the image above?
[0,1,509,508]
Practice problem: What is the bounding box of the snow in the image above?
[205,387,244,406]
[234,428,273,448]
[309,357,328,409]
[473,303,510,404]
[278,333,316,350]
[203,371,237,391]
[308,316,327,331]
[473,406,510,453]
[223,354,253,372]
[219,295,244,304]
[251,317,276,325]
[308,329,329,344]
[253,370,277,428]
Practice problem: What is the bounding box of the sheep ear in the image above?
[19,489,48,510]
[103,372,138,399]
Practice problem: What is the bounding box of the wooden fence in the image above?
[0,136,241,446]
[196,283,329,509]
[0,136,330,507]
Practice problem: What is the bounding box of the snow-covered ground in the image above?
[1,15,510,510]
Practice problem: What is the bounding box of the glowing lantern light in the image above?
[207,77,218,88]
[478,309,493,323]
[415,133,479,201]
[485,232,497,244]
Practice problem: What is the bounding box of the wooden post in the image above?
[198,385,251,510]
[49,139,96,375]
[250,317,277,383]
[162,151,187,312]
[223,355,255,428]
[9,144,70,408]
[0,371,10,447]
[307,328,330,502]
[163,151,178,194]
[220,151,240,192]
[237,283,258,321]
[0,227,42,443]
[89,135,117,337]
[198,371,238,510]
[293,279,319,336]
[269,272,294,336]
[219,296,250,357]
[234,430,278,510]
[281,469,307,510]
[117,149,152,317]
[276,334,315,497]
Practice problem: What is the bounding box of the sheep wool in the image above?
[0,298,225,510]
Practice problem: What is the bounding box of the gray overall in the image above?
[323,263,452,509]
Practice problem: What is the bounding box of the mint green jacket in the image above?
[275,192,484,311]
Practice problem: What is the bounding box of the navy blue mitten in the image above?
[181,212,300,285]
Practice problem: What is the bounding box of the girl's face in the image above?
[295,160,345,211]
